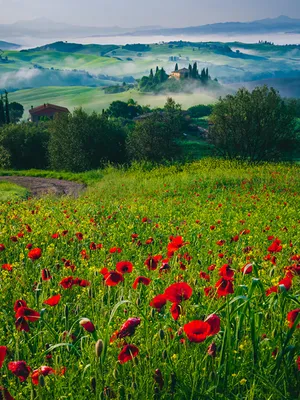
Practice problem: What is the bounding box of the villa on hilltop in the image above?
[29,103,69,122]
[169,67,189,79]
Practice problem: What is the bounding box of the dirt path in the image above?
[0,176,86,197]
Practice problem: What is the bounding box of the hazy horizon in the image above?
[0,0,299,28]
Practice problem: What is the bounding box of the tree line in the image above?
[0,86,298,172]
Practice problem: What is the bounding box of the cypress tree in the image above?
[188,64,192,78]
[175,63,178,71]
[149,68,154,80]
[206,68,209,80]
[0,96,5,126]
[4,91,10,124]
[192,62,198,79]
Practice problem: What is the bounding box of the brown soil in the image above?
[0,176,86,197]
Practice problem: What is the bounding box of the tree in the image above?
[4,91,10,124]
[192,62,198,79]
[48,108,127,172]
[127,98,183,162]
[0,96,5,126]
[188,64,192,78]
[208,86,297,161]
[0,122,49,169]
[9,102,24,123]
[175,63,178,71]
[149,69,154,80]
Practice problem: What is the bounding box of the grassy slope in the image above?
[9,86,218,113]
[0,160,299,399]
[0,181,29,201]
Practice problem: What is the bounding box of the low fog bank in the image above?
[5,32,300,49]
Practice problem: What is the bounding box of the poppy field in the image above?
[0,159,299,400]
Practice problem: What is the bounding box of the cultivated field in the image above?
[0,159,299,399]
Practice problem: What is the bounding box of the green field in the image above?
[0,180,29,201]
[0,160,299,399]
[9,86,218,114]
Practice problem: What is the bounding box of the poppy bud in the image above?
[136,297,141,306]
[80,318,95,333]
[39,374,45,387]
[113,368,119,380]
[207,342,217,357]
[95,339,104,358]
[159,329,165,340]
[162,350,167,360]
[154,369,164,390]
[151,309,156,318]
[91,377,96,392]
[171,373,176,394]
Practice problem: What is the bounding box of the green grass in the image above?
[0,159,299,399]
[9,86,218,114]
[0,180,29,201]
[3,50,120,71]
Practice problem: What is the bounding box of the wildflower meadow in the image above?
[0,159,299,399]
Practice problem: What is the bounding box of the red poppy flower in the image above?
[268,239,282,253]
[184,320,210,343]
[297,356,300,371]
[13,300,27,313]
[2,264,12,271]
[10,237,18,242]
[73,278,90,287]
[167,236,188,254]
[118,344,139,364]
[0,244,5,252]
[164,282,193,303]
[109,247,122,254]
[287,309,300,329]
[52,233,59,239]
[41,268,52,281]
[43,294,61,307]
[218,264,234,279]
[216,240,226,246]
[150,294,167,311]
[144,255,162,270]
[28,248,42,261]
[208,264,216,271]
[0,346,7,369]
[80,318,95,333]
[60,276,74,289]
[89,242,97,250]
[205,314,221,336]
[8,361,31,382]
[104,271,124,286]
[170,303,181,321]
[31,366,56,385]
[26,243,32,249]
[116,317,141,339]
[100,267,109,276]
[231,235,239,242]
[204,286,214,297]
[241,263,253,274]
[116,261,133,274]
[215,278,234,297]
[15,317,29,332]
[199,271,210,281]
[132,276,151,289]
[15,307,40,322]
[75,232,83,240]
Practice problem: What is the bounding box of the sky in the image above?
[0,0,299,27]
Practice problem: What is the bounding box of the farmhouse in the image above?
[169,67,189,79]
[29,103,69,122]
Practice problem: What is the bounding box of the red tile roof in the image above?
[29,103,69,115]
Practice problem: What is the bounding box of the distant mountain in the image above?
[0,40,20,50]
[0,18,163,40]
[125,15,300,36]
